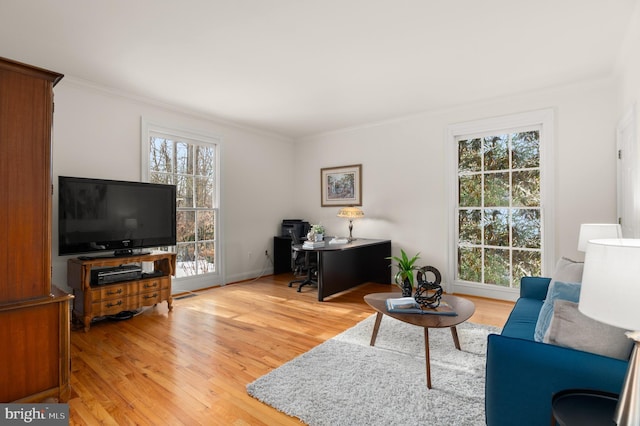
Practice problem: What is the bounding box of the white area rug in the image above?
[247,314,501,426]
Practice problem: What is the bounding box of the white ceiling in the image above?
[1,1,637,138]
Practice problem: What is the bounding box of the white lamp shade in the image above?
[577,223,622,252]
[579,238,640,330]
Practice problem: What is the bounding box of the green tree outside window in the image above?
[456,131,542,288]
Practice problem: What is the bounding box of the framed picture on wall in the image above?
[321,164,362,206]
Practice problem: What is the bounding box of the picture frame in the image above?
[321,164,362,207]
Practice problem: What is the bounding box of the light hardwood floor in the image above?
[67,274,513,425]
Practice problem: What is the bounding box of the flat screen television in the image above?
[58,176,177,257]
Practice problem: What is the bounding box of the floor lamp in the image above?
[580,238,640,425]
[337,206,364,241]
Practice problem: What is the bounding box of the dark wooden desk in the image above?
[298,238,392,301]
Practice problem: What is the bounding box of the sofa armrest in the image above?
[520,276,551,300]
[485,333,627,426]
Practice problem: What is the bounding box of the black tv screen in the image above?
[58,176,176,256]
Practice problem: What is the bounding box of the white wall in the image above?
[52,79,295,292]
[293,79,620,294]
[617,3,640,116]
[615,3,640,238]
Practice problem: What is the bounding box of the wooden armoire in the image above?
[0,57,73,402]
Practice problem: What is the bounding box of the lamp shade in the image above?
[337,207,364,219]
[577,223,622,252]
[579,239,640,330]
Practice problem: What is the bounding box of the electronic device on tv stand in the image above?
[90,264,143,286]
[58,176,177,258]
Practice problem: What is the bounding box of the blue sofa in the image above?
[485,276,629,426]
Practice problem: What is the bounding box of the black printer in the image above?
[281,219,310,239]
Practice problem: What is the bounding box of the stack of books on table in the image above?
[302,240,325,249]
[385,297,457,316]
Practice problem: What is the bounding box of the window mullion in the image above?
[508,133,514,287]
[480,137,485,285]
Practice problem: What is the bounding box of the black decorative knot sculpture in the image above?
[414,266,442,308]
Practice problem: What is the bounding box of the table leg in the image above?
[450,326,461,350]
[424,327,432,389]
[370,312,383,346]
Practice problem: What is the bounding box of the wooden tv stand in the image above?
[67,252,177,332]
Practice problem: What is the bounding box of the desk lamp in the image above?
[577,223,622,252]
[337,206,364,241]
[580,239,640,425]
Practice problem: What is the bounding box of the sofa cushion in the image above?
[534,280,581,342]
[544,300,633,360]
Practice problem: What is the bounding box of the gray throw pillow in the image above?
[544,300,633,361]
[549,257,584,284]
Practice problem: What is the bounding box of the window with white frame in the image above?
[448,110,554,298]
[142,121,220,283]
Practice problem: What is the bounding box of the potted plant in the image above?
[308,224,325,242]
[387,249,420,297]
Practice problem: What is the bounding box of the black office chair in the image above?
[288,229,318,292]
[289,230,306,276]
